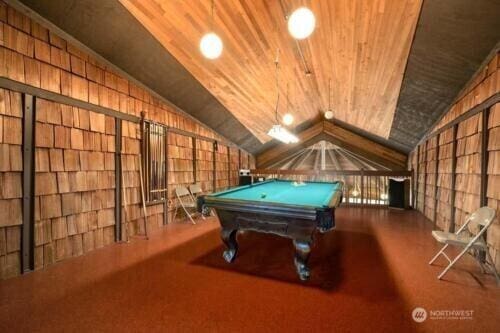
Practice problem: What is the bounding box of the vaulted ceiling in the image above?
[14,0,500,154]
[120,0,422,142]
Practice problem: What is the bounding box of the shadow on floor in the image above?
[165,227,402,300]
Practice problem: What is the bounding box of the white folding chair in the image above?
[429,206,499,284]
[188,183,208,219]
[173,186,199,224]
[188,183,203,201]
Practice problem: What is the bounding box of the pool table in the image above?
[197,179,343,280]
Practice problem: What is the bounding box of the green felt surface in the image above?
[212,180,340,208]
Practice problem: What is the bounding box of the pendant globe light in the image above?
[283,113,294,126]
[200,0,223,59]
[288,7,316,40]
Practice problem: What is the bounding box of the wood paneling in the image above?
[0,88,23,279]
[412,51,500,271]
[120,0,422,142]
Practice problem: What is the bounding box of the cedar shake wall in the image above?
[229,146,239,187]
[435,127,454,231]
[0,89,22,279]
[240,150,250,170]
[410,50,500,270]
[0,2,252,279]
[424,136,438,221]
[196,139,215,193]
[215,143,229,191]
[33,99,117,267]
[168,132,194,216]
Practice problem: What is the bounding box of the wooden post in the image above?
[433,134,440,228]
[21,94,35,273]
[192,136,197,184]
[213,141,217,192]
[227,147,231,188]
[238,149,241,171]
[480,108,490,207]
[411,168,415,209]
[360,169,365,206]
[346,175,350,205]
[422,140,428,216]
[369,176,372,205]
[140,113,148,203]
[449,124,458,233]
[114,118,123,241]
[415,146,420,210]
[164,127,169,225]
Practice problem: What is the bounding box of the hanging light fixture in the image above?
[268,49,299,144]
[283,114,294,126]
[200,0,223,59]
[288,7,316,40]
[325,78,334,119]
[282,83,294,125]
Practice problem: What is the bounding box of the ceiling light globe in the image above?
[283,113,294,125]
[200,32,223,59]
[288,7,316,40]
[324,110,334,119]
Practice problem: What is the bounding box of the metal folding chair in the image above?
[188,183,203,201]
[174,186,200,224]
[189,184,211,218]
[429,206,499,284]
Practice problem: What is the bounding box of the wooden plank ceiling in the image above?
[120,0,422,143]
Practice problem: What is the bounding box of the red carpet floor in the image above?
[0,208,499,332]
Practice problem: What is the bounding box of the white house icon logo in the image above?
[412,307,427,323]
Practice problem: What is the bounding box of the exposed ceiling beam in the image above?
[327,149,345,181]
[257,122,325,167]
[322,122,407,168]
[268,148,306,169]
[257,121,407,170]
[335,149,369,171]
[290,148,314,170]
[278,153,301,170]
[327,149,341,170]
[337,149,377,170]
[313,149,321,171]
[340,149,391,171]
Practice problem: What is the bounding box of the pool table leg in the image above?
[221,228,238,263]
[293,239,311,281]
